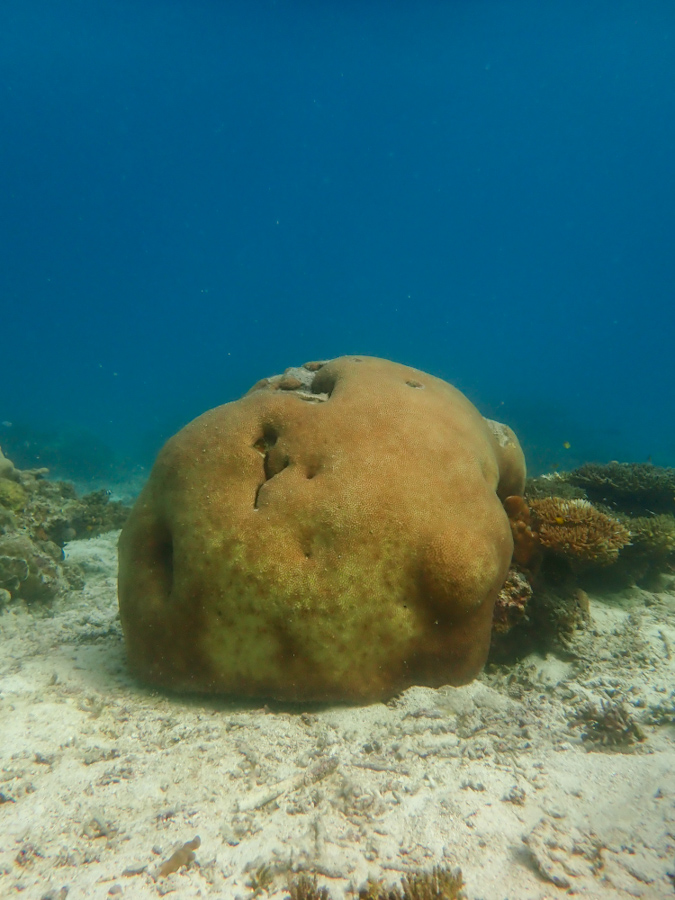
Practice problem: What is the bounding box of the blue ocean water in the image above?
[1,0,673,483]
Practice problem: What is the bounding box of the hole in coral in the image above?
[252,424,278,455]
[264,448,289,480]
[406,379,424,389]
[311,368,336,397]
[252,428,290,508]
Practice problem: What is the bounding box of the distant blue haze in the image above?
[1,0,674,481]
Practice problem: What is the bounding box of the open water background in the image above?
[1,0,674,482]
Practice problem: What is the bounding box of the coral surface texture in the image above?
[118,356,525,701]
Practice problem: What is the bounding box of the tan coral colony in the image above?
[118,356,525,701]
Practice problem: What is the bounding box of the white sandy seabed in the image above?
[0,532,674,900]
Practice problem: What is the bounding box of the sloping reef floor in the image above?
[1,532,674,899]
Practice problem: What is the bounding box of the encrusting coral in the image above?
[118,356,526,702]
[528,497,630,567]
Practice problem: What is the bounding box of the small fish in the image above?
[1,421,11,428]
[563,441,571,449]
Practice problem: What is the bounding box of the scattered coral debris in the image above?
[570,701,645,748]
[156,835,201,878]
[355,865,466,900]
[287,873,330,900]
[285,866,466,900]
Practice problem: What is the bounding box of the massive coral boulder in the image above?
[118,356,525,702]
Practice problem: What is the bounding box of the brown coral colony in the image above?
[117,356,527,702]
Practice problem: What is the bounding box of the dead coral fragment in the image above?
[493,568,532,634]
[571,700,645,748]
[157,835,200,878]
[529,498,630,566]
[357,866,466,900]
[247,864,274,896]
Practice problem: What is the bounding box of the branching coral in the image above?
[606,513,675,585]
[563,461,675,515]
[622,514,675,561]
[528,498,630,567]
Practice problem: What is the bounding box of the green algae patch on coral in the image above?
[0,480,28,511]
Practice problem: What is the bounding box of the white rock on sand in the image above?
[1,532,674,899]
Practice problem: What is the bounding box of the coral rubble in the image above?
[356,866,466,900]
[570,700,645,748]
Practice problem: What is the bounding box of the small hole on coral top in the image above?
[406,379,424,389]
